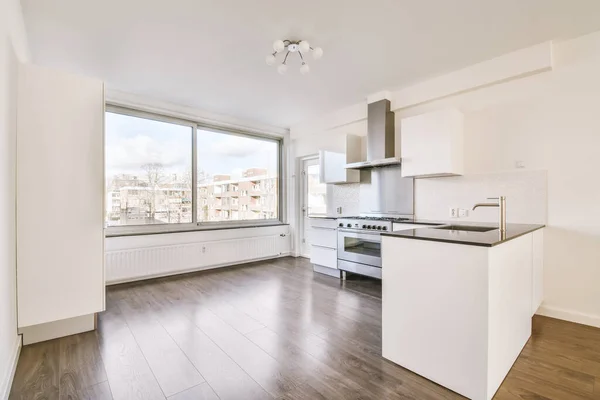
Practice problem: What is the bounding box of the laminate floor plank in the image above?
[154,274,266,336]
[84,381,113,400]
[511,353,596,395]
[158,310,272,400]
[195,272,331,336]
[246,326,434,400]
[115,293,205,397]
[10,340,60,400]
[218,262,383,337]
[96,292,165,400]
[58,331,108,400]
[10,257,600,400]
[496,373,594,400]
[188,303,313,398]
[167,382,219,400]
[245,264,383,335]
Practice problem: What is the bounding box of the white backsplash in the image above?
[325,170,547,224]
[414,170,547,224]
[328,183,360,217]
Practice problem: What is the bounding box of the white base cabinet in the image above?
[531,229,544,314]
[382,230,543,400]
[309,218,339,276]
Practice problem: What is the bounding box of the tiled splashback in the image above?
[325,170,547,224]
[328,183,360,216]
[414,170,547,224]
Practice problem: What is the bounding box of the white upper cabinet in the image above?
[400,109,464,178]
[319,134,362,184]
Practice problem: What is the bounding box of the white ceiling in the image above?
[22,0,600,128]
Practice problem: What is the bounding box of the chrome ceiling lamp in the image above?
[266,40,323,75]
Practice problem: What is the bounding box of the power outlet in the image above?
[449,207,458,218]
[458,208,469,218]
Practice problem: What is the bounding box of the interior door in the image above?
[300,157,327,258]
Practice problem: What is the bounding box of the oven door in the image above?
[337,229,382,267]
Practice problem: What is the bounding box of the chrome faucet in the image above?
[473,196,506,235]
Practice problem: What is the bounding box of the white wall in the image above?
[291,31,600,328]
[415,170,547,224]
[0,0,29,396]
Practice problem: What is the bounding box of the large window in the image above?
[105,107,282,234]
[105,112,193,227]
[196,129,279,222]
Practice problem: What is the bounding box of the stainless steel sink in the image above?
[433,225,497,233]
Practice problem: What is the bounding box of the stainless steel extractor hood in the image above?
[346,99,401,169]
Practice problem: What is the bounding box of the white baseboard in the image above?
[0,335,22,400]
[106,253,291,285]
[536,305,600,328]
[18,314,95,345]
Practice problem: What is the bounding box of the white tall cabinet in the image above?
[17,64,105,343]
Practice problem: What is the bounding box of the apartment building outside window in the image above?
[105,106,283,235]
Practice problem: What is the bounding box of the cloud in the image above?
[106,134,190,172]
[201,134,275,158]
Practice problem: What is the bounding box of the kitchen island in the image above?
[381,223,544,400]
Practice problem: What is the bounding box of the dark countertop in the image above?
[308,215,338,220]
[392,220,443,226]
[381,221,545,247]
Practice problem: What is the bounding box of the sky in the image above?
[105,112,278,181]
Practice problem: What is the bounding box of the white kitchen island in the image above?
[381,223,544,400]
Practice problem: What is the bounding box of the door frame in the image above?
[297,154,319,258]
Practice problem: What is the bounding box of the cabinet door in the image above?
[319,150,359,184]
[17,64,105,328]
[400,109,463,178]
[319,150,345,183]
[310,227,337,248]
[310,245,338,269]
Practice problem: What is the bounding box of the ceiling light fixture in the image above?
[266,39,323,75]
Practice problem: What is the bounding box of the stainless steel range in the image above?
[337,215,413,280]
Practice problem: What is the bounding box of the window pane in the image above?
[307,164,327,215]
[197,129,279,222]
[105,112,192,226]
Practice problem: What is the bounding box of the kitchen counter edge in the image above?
[381,224,545,247]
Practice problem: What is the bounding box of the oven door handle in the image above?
[338,228,381,235]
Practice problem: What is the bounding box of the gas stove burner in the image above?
[338,215,414,232]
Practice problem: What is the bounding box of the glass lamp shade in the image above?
[299,41,310,53]
[265,54,276,65]
[312,47,323,60]
[273,40,285,53]
[300,63,310,75]
[277,64,288,74]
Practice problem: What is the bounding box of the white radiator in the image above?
[105,233,289,284]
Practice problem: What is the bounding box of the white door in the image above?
[300,157,327,258]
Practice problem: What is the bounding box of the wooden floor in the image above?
[9,257,600,400]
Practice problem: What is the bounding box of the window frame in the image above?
[105,104,285,237]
